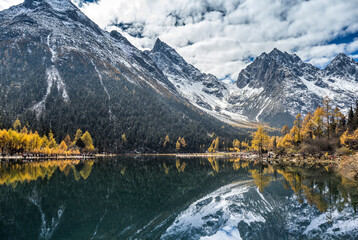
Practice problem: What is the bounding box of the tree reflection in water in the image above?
[0,156,357,239]
[0,160,94,186]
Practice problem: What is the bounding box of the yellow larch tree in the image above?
[81,131,95,152]
[301,112,314,141]
[163,135,170,147]
[251,126,270,155]
[59,140,68,152]
[281,125,290,136]
[121,133,127,144]
[176,139,181,151]
[48,131,57,149]
[74,129,83,144]
[313,107,324,138]
[13,119,21,131]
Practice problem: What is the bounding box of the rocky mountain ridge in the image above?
[148,39,358,127]
[230,49,358,126]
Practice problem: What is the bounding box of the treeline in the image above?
[0,119,95,155]
[247,97,358,156]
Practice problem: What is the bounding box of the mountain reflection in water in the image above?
[0,156,357,239]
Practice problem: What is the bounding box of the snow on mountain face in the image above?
[325,53,358,80]
[4,0,175,88]
[147,39,248,125]
[147,40,358,128]
[0,0,177,116]
[229,49,358,127]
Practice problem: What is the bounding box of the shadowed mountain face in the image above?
[0,0,241,152]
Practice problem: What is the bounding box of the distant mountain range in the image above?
[0,0,357,152]
[148,40,358,128]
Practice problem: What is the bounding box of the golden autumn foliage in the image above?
[251,126,270,154]
[176,137,187,151]
[278,133,294,148]
[340,129,358,149]
[301,112,314,141]
[208,137,220,153]
[281,125,290,136]
[121,133,127,144]
[74,129,83,143]
[59,141,68,151]
[176,140,181,150]
[0,122,95,155]
[233,139,241,152]
[269,136,277,152]
[81,131,95,152]
[163,135,170,147]
[241,141,251,151]
[272,97,353,153]
[0,160,94,186]
[313,107,324,138]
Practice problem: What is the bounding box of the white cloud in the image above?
[0,0,22,10]
[1,0,358,80]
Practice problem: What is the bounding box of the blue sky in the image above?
[1,0,358,81]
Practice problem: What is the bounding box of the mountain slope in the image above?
[0,0,243,152]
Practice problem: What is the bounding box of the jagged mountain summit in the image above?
[147,40,358,128]
[228,49,358,127]
[0,0,240,152]
[146,39,248,125]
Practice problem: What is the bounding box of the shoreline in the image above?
[0,153,118,161]
[0,152,355,181]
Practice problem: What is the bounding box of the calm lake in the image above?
[0,156,357,240]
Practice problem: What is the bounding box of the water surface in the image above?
[0,156,357,239]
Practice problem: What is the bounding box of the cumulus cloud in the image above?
[1,0,358,80]
[74,0,358,80]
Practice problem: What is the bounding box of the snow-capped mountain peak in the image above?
[24,0,77,11]
[324,53,358,80]
[147,39,249,124]
[229,49,358,127]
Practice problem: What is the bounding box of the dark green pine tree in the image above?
[348,105,354,130]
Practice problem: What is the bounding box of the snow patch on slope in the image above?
[32,66,69,116]
[31,34,69,116]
